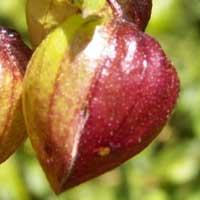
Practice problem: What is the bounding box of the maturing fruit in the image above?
[0,27,32,163]
[107,0,152,30]
[23,14,179,194]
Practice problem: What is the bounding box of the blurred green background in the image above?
[0,0,200,199]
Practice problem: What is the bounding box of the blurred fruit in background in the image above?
[0,0,200,199]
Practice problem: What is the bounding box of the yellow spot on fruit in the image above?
[98,147,111,157]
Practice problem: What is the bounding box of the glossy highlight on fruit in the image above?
[108,0,152,30]
[23,14,179,194]
[0,27,32,163]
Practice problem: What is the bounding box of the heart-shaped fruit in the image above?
[0,27,32,163]
[23,14,179,194]
[108,0,152,30]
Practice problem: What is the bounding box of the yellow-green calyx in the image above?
[26,0,108,47]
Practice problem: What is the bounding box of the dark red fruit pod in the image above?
[61,19,179,191]
[0,27,32,163]
[23,15,179,194]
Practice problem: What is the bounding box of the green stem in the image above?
[71,0,107,15]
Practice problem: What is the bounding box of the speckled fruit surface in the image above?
[23,15,179,194]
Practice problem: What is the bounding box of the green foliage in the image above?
[0,0,200,199]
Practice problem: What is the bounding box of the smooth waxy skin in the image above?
[23,14,179,193]
[0,27,32,163]
[61,19,179,190]
[108,0,152,30]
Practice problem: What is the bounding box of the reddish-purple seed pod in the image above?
[23,17,179,193]
[0,27,32,163]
